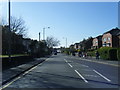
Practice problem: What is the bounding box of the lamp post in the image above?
[43,27,50,40]
[66,38,67,48]
[39,32,40,42]
[63,37,67,48]
[8,0,11,61]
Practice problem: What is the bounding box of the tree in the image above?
[2,25,26,54]
[2,16,28,37]
[10,16,28,37]
[80,37,93,51]
[46,36,60,48]
[2,26,9,54]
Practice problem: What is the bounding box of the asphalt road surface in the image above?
[2,53,119,89]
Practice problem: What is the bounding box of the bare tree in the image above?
[10,16,28,37]
[2,16,28,37]
[46,36,60,48]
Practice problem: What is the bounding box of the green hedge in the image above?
[98,47,117,60]
[109,48,117,60]
[64,48,70,55]
[87,51,96,57]
[117,48,120,60]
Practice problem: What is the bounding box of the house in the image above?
[69,44,74,49]
[117,33,120,47]
[102,28,120,48]
[74,43,80,50]
[92,35,102,49]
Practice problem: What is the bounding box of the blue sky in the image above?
[2,2,118,47]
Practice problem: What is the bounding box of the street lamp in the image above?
[43,27,50,40]
[8,0,11,61]
[63,37,67,48]
[39,32,40,42]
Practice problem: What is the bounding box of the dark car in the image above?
[54,51,57,55]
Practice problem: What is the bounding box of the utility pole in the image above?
[66,38,67,48]
[39,32,40,42]
[63,37,67,48]
[43,28,45,40]
[8,0,11,61]
[43,27,50,40]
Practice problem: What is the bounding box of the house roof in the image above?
[94,35,102,40]
[104,28,120,35]
[117,31,120,36]
[96,35,102,38]
[70,44,74,47]
[74,43,80,45]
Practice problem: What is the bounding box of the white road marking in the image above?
[2,76,21,89]
[93,70,111,82]
[64,59,68,63]
[74,70,88,83]
[81,69,93,72]
[68,63,73,68]
[81,64,89,67]
[83,74,100,78]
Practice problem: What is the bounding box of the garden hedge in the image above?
[87,51,96,57]
[109,48,117,60]
[98,47,117,60]
[117,48,120,60]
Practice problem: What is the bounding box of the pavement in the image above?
[72,55,119,67]
[2,57,49,86]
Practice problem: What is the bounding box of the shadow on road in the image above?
[28,71,120,88]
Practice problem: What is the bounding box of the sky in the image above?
[1,1,119,48]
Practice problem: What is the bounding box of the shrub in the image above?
[64,48,70,55]
[87,51,96,57]
[117,48,120,60]
[98,47,110,60]
[98,47,117,60]
[109,48,117,60]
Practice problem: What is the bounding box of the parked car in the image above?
[54,52,57,55]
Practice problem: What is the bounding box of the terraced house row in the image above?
[92,28,120,49]
[70,28,120,51]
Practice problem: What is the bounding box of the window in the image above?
[106,43,111,47]
[96,41,98,43]
[108,37,111,41]
[103,38,106,42]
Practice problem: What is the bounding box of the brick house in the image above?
[69,44,74,49]
[102,28,120,48]
[117,33,120,47]
[74,43,80,50]
[92,35,102,49]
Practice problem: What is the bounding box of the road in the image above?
[2,53,119,89]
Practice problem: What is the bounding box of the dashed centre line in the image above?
[68,63,73,68]
[64,58,89,83]
[75,70,88,83]
[64,59,68,63]
[64,59,73,68]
